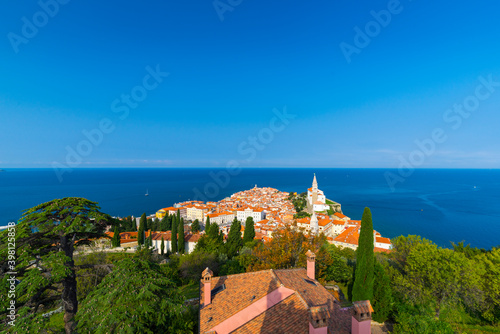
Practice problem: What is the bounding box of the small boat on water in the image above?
[145,189,149,196]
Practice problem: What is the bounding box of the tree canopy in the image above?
[0,197,112,334]
[76,256,187,333]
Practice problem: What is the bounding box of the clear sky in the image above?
[1,0,499,168]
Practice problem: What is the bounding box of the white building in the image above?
[207,211,235,226]
[307,174,330,212]
[236,207,265,223]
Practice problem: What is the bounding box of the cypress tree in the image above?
[166,214,172,231]
[160,237,165,255]
[147,231,153,248]
[352,207,375,302]
[372,261,393,322]
[171,214,178,253]
[112,226,121,247]
[131,217,137,231]
[178,218,185,254]
[205,216,211,232]
[243,217,255,244]
[226,218,243,258]
[138,213,147,245]
[160,214,168,231]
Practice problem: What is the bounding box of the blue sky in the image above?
[1,0,499,168]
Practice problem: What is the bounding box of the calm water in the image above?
[1,168,499,249]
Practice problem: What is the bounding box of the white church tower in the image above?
[307,173,329,213]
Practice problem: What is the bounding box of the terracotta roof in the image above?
[318,218,331,227]
[376,236,391,244]
[200,268,339,334]
[333,212,347,219]
[333,226,360,246]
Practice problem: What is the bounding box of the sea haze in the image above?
[0,168,498,249]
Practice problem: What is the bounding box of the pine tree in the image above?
[138,213,147,245]
[243,216,255,244]
[146,217,151,231]
[112,226,121,247]
[352,207,375,302]
[160,237,165,255]
[205,216,211,232]
[178,218,185,254]
[191,219,201,233]
[226,218,243,258]
[171,214,178,253]
[372,261,393,322]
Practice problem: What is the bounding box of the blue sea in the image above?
[1,168,499,249]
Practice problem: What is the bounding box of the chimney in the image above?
[351,300,373,334]
[201,267,213,306]
[306,250,315,280]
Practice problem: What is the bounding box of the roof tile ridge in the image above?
[269,269,283,287]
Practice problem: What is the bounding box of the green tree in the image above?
[195,222,224,254]
[147,231,153,248]
[325,244,352,283]
[205,215,211,232]
[138,213,147,245]
[130,217,137,232]
[372,261,393,323]
[243,217,255,245]
[191,219,201,233]
[76,257,190,333]
[0,198,111,334]
[171,214,178,253]
[178,251,221,284]
[391,238,475,319]
[160,237,165,255]
[112,226,121,248]
[352,207,374,302]
[226,218,243,258]
[160,214,169,231]
[178,218,185,254]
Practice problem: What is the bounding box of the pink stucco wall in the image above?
[351,316,371,334]
[309,322,327,334]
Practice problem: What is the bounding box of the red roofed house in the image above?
[199,251,373,333]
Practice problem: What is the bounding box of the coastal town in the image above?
[110,174,393,254]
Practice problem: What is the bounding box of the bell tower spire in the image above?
[312,173,318,192]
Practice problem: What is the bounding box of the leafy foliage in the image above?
[191,219,201,233]
[76,257,190,333]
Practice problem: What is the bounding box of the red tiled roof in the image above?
[200,268,339,334]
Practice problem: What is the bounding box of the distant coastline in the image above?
[0,168,499,249]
